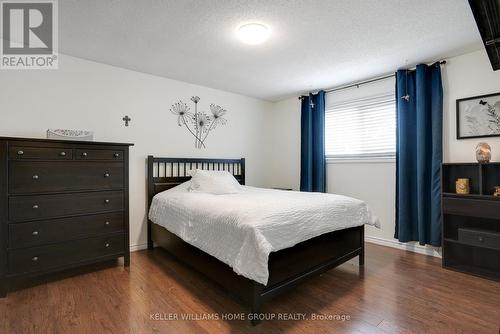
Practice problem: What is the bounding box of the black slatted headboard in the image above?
[147,156,245,207]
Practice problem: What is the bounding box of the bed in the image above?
[147,156,377,323]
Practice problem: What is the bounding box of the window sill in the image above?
[326,158,395,164]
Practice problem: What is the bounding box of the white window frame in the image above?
[325,92,396,163]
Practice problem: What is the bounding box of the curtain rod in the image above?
[298,60,447,99]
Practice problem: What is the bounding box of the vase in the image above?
[476,142,491,164]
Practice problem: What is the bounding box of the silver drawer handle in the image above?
[104,199,110,204]
[114,153,120,158]
[32,204,39,209]
[82,152,88,157]
[59,151,66,157]
[32,174,39,180]
[105,221,110,226]
[32,256,39,262]
[32,231,39,236]
[105,243,110,248]
[17,150,24,155]
[104,172,110,178]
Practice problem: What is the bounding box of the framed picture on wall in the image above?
[456,92,500,139]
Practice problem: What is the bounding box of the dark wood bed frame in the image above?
[147,156,364,324]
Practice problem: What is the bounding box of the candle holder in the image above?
[456,178,470,194]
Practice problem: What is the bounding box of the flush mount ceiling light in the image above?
[237,23,271,45]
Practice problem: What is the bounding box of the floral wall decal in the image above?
[170,96,228,148]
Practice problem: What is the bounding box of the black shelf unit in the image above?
[442,163,500,281]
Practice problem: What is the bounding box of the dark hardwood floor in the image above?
[1,243,499,333]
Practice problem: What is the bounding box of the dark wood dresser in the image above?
[442,163,500,281]
[0,137,133,297]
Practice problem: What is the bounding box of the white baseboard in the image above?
[129,238,441,258]
[130,243,148,252]
[365,235,442,258]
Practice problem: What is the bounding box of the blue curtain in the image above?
[300,91,326,192]
[395,63,443,246]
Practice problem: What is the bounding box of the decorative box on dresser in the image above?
[0,137,133,297]
[442,163,500,281]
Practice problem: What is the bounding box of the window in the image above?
[325,93,396,159]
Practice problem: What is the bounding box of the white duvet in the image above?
[148,183,379,285]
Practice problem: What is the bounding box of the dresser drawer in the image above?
[9,146,72,160]
[9,191,124,222]
[75,149,124,161]
[458,228,500,250]
[9,161,124,194]
[9,212,124,249]
[443,197,500,219]
[8,234,124,275]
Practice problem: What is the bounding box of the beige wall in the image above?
[443,51,500,162]
[2,49,499,255]
[0,54,273,250]
[266,49,500,256]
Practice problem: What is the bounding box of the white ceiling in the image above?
[60,0,483,101]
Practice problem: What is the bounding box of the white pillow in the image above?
[189,169,242,194]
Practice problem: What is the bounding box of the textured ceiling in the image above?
[59,0,482,101]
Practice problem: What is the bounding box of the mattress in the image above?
[148,183,379,285]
